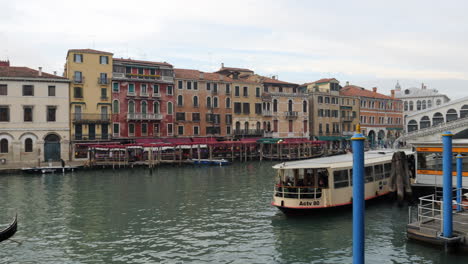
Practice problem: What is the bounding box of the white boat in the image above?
[271,150,414,214]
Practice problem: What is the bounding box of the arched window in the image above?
[193,96,199,107]
[25,138,33,152]
[428,100,432,108]
[288,100,293,112]
[0,139,8,153]
[273,99,278,112]
[420,116,431,129]
[267,102,270,111]
[436,99,442,105]
[433,112,444,126]
[256,122,261,131]
[416,100,421,111]
[207,97,212,108]
[318,96,323,103]
[404,101,408,111]
[226,97,231,108]
[235,121,241,131]
[141,101,147,114]
[167,102,173,115]
[422,100,426,110]
[213,97,218,108]
[153,101,160,114]
[177,95,183,106]
[112,100,119,114]
[461,105,468,118]
[446,109,458,122]
[409,101,414,111]
[244,121,249,131]
[407,120,418,132]
[303,100,307,113]
[128,100,135,114]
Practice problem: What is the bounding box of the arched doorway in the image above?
[44,134,61,161]
[377,130,385,147]
[368,130,376,148]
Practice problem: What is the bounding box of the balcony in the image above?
[342,131,354,136]
[72,77,85,84]
[261,93,272,101]
[73,134,110,141]
[233,129,264,136]
[262,110,273,117]
[127,113,163,121]
[153,93,161,98]
[341,116,355,122]
[285,111,298,119]
[98,78,110,85]
[72,113,111,123]
[162,76,174,82]
[113,72,125,78]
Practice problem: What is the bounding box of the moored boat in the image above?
[191,159,230,166]
[271,150,414,214]
[0,214,17,243]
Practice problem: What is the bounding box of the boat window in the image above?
[384,163,392,178]
[334,169,349,188]
[374,164,384,180]
[417,152,442,171]
[365,166,374,183]
[317,169,329,188]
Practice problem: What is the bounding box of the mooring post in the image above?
[442,131,453,238]
[352,124,365,264]
[457,153,463,212]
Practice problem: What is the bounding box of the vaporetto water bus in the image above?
[271,150,414,214]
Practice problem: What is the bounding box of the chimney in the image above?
[272,75,276,80]
[422,83,426,90]
[372,87,377,93]
[0,60,10,67]
[38,67,42,77]
[391,89,395,99]
[199,72,204,79]
[53,71,57,76]
[221,62,224,68]
[346,81,349,86]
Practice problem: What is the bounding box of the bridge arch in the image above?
[420,116,431,129]
[433,112,444,126]
[446,109,458,122]
[408,120,418,132]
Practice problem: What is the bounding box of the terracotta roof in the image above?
[67,48,113,55]
[215,66,254,73]
[114,58,172,67]
[175,68,234,82]
[0,66,68,80]
[244,74,297,86]
[314,78,338,84]
[340,85,395,100]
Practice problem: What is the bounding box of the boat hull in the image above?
[0,214,17,242]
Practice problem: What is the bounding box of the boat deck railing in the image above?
[274,185,323,199]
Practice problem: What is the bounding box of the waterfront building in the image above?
[394,81,450,119]
[216,65,308,138]
[112,58,174,139]
[340,84,403,147]
[299,78,360,149]
[174,69,232,138]
[0,61,70,164]
[64,49,113,149]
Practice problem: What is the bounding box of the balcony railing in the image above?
[233,129,264,136]
[162,76,174,82]
[73,134,110,141]
[341,116,355,121]
[285,111,298,118]
[127,113,163,120]
[73,77,85,84]
[72,113,111,123]
[262,110,273,117]
[98,78,110,85]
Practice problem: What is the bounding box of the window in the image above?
[23,85,34,96]
[24,106,33,122]
[192,113,200,122]
[176,112,186,121]
[128,83,135,94]
[194,126,199,135]
[256,87,260,97]
[288,100,293,112]
[213,83,218,93]
[255,103,262,114]
[150,69,155,75]
[47,106,56,122]
[194,81,198,90]
[235,86,240,96]
[365,166,374,183]
[178,80,183,89]
[48,86,56,96]
[226,84,231,94]
[178,125,184,135]
[24,138,33,152]
[112,100,119,114]
[273,120,278,132]
[193,96,199,107]
[167,123,173,135]
[234,102,242,114]
[187,81,192,90]
[227,126,231,135]
[303,101,307,112]
[243,86,248,97]
[129,123,135,135]
[334,170,349,188]
[177,95,183,106]
[113,123,120,137]
[153,101,160,114]
[100,56,109,64]
[213,97,218,108]
[141,84,148,95]
[226,114,232,124]
[207,97,212,108]
[325,97,330,104]
[126,67,132,74]
[128,101,135,114]
[112,82,120,92]
[74,71,82,83]
[101,88,107,99]
[0,84,6,95]
[153,84,159,94]
[142,123,148,135]
[289,120,293,132]
[243,103,250,114]
[273,99,278,112]
[0,139,8,153]
[138,68,144,75]
[226,97,231,108]
[167,102,173,114]
[206,83,211,91]
[74,87,83,98]
[73,54,83,63]
[167,85,173,95]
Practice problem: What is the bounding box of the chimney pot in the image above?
[272,75,276,80]
[221,63,224,68]
[346,81,349,86]
[38,67,42,77]
[372,87,377,93]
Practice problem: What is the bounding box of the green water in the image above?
[0,162,467,263]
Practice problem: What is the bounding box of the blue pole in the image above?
[442,131,453,238]
[457,153,463,212]
[352,125,365,264]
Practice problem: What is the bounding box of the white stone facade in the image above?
[0,75,70,166]
[394,82,450,118]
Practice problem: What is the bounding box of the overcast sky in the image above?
[1,0,467,98]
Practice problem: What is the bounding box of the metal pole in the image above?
[352,124,365,264]
[457,153,463,212]
[442,131,453,238]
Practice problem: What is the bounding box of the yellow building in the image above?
[64,49,113,155]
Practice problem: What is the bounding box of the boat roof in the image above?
[272,150,414,170]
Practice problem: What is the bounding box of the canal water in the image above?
[1,162,467,264]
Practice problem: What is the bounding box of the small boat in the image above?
[0,214,17,242]
[22,165,80,174]
[271,150,414,214]
[191,159,230,166]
